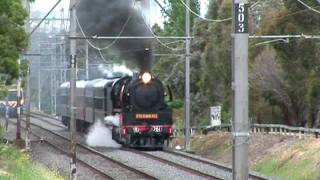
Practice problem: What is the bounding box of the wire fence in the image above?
[174,123,320,139]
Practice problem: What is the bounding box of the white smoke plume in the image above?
[86,120,121,148]
[104,115,120,127]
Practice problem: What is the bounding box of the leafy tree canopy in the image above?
[255,0,320,126]
[161,0,200,36]
[0,0,28,83]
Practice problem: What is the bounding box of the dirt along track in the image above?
[8,114,156,180]
[10,112,270,180]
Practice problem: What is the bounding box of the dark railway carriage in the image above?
[76,81,88,123]
[84,79,99,124]
[57,82,69,125]
[92,79,114,121]
[57,72,173,148]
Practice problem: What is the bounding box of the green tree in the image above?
[0,0,28,82]
[192,0,232,125]
[256,1,320,126]
[152,0,200,98]
[151,0,200,128]
[161,0,200,36]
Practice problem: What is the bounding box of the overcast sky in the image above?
[30,0,210,25]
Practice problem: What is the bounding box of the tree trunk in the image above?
[314,110,320,128]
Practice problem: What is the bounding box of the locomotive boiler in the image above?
[57,72,173,148]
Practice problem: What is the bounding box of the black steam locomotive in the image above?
[56,72,173,148]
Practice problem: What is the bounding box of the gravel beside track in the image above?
[24,112,270,180]
[162,149,269,180]
[28,113,215,179]
[32,140,113,180]
[10,118,156,180]
[6,120,111,180]
[28,112,65,129]
[96,148,211,180]
[144,150,232,179]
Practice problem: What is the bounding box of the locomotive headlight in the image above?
[141,72,152,84]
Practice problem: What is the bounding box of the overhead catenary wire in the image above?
[153,0,185,34]
[75,12,133,51]
[177,0,231,22]
[296,0,320,14]
[249,34,320,39]
[262,5,319,22]
[140,12,185,51]
[75,5,133,62]
[30,0,62,35]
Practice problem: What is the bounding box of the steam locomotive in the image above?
[56,72,173,148]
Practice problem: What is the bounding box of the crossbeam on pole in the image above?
[249,34,320,39]
[68,36,193,40]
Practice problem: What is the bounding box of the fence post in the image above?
[286,129,290,136]
[298,130,301,139]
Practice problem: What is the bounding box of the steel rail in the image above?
[8,120,113,180]
[121,147,223,180]
[163,148,268,180]
[28,112,65,128]
[28,112,268,179]
[18,115,157,179]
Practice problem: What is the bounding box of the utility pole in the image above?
[16,57,21,140]
[25,66,31,150]
[38,63,41,111]
[231,0,249,179]
[69,0,77,179]
[23,0,31,150]
[85,41,89,80]
[184,0,191,151]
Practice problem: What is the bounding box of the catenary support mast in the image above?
[22,0,31,150]
[69,0,77,179]
[184,0,191,151]
[231,0,249,179]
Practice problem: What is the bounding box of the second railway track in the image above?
[11,115,157,180]
[23,112,269,180]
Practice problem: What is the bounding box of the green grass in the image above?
[0,126,65,180]
[254,157,320,180]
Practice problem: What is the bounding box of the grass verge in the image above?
[254,139,320,180]
[0,125,65,180]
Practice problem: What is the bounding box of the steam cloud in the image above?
[86,120,121,148]
[77,0,153,71]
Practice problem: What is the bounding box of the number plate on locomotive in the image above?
[135,113,159,120]
[152,126,162,132]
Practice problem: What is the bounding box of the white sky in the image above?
[30,0,209,25]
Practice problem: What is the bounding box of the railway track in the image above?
[122,147,223,179]
[161,149,269,180]
[9,119,113,179]
[28,112,65,128]
[27,112,269,180]
[121,147,268,180]
[12,114,157,180]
